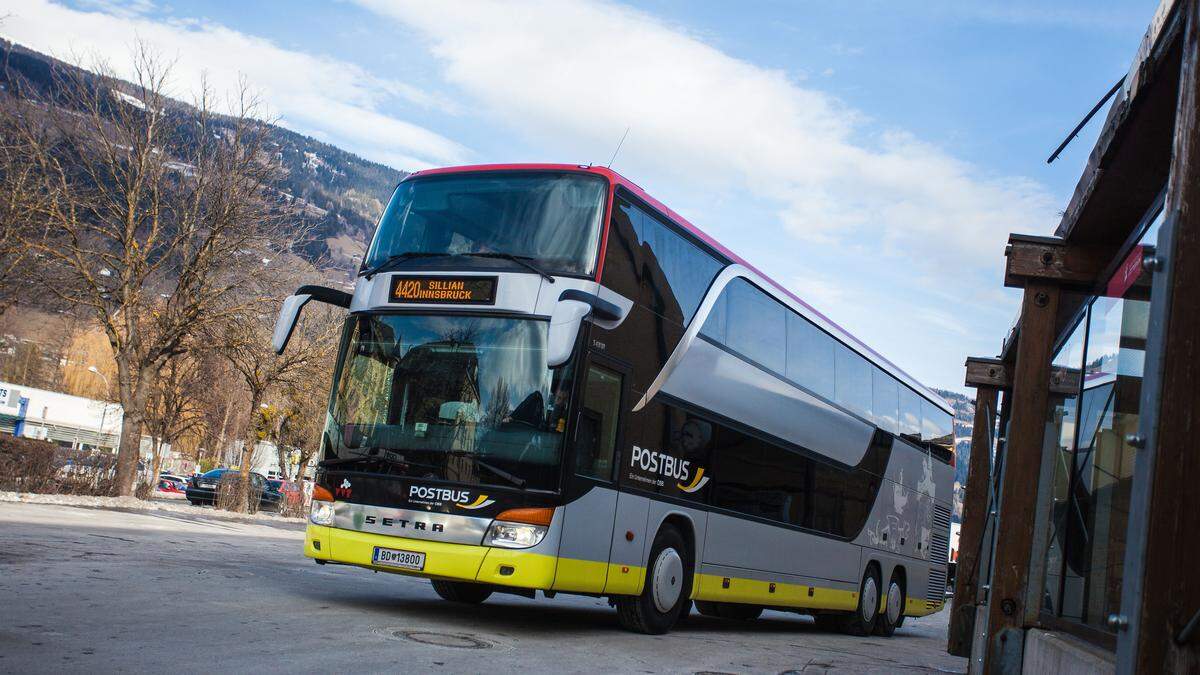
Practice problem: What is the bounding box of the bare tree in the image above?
[275,325,339,482]
[143,353,206,486]
[215,286,340,510]
[7,46,305,495]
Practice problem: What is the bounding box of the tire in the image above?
[430,579,493,604]
[841,565,881,636]
[615,525,692,634]
[694,600,762,620]
[873,575,905,637]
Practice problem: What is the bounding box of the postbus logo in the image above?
[629,446,710,493]
[408,485,495,510]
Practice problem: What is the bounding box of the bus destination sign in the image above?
[389,275,498,305]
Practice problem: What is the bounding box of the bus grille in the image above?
[927,503,952,605]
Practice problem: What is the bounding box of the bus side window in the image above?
[575,364,623,481]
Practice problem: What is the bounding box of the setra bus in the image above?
[273,163,955,635]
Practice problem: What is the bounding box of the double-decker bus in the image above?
[273,163,955,635]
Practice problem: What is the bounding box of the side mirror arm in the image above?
[546,289,628,368]
[272,285,352,354]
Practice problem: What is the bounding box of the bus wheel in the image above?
[430,580,493,604]
[873,575,905,637]
[695,601,763,620]
[615,525,692,634]
[841,566,880,636]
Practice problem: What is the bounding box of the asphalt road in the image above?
[0,501,968,674]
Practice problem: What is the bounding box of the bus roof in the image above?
[405,163,953,415]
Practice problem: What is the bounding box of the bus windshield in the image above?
[323,314,572,492]
[363,172,608,277]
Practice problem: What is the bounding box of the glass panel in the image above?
[835,343,873,420]
[922,400,953,445]
[871,371,900,434]
[640,213,723,323]
[575,364,622,480]
[364,172,607,276]
[324,315,572,491]
[786,312,836,400]
[726,280,786,373]
[1058,288,1147,627]
[900,387,922,439]
[700,290,728,343]
[1040,315,1087,617]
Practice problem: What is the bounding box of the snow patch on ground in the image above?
[0,491,307,525]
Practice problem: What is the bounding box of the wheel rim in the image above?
[886,581,903,624]
[861,575,878,623]
[651,547,684,613]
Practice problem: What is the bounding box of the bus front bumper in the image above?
[305,524,558,589]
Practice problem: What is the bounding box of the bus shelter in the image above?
[948,0,1200,672]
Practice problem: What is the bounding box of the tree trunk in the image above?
[236,388,263,512]
[113,364,156,496]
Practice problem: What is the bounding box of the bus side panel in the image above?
[603,490,652,595]
[701,513,860,584]
[858,438,929,561]
[552,487,617,593]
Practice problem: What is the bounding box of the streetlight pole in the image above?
[86,366,113,452]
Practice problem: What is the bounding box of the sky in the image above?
[0,0,1160,394]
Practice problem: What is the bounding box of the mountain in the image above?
[0,40,407,272]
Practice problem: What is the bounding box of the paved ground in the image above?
[0,501,968,674]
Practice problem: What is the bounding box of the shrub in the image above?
[0,436,119,495]
[215,472,261,514]
[0,436,59,493]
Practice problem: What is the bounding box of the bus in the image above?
[273,163,955,635]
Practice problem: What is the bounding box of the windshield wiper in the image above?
[360,252,452,278]
[452,252,555,283]
[443,450,528,488]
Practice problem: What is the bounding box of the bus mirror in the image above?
[272,284,352,354]
[547,299,592,368]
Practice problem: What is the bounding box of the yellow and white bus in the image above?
[274,164,954,635]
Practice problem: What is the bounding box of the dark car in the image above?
[185,469,283,511]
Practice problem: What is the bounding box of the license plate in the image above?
[372,547,425,571]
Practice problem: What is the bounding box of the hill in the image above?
[0,40,407,273]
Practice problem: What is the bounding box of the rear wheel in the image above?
[430,579,493,604]
[694,600,763,620]
[841,566,881,636]
[615,525,692,634]
[873,576,905,637]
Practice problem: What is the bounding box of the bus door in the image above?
[552,353,629,593]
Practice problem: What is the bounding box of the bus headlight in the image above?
[310,500,334,526]
[485,521,547,549]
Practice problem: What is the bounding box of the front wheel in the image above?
[430,579,493,604]
[615,525,692,634]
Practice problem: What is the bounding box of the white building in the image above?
[0,380,123,451]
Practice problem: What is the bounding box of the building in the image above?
[950,1,1200,672]
[0,379,122,451]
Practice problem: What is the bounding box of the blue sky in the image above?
[0,0,1158,394]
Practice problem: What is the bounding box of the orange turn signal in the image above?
[495,507,553,527]
[313,485,334,502]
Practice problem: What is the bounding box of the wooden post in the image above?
[1121,1,1200,671]
[983,280,1060,673]
[947,378,1000,657]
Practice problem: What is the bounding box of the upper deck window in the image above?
[364,172,607,277]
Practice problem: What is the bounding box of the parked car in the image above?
[156,476,187,493]
[268,479,305,510]
[185,469,283,511]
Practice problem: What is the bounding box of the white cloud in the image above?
[356,0,1056,272]
[0,0,469,170]
[355,0,1060,388]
